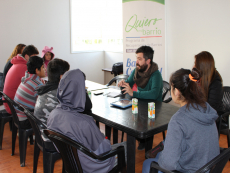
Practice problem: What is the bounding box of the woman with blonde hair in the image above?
[3,44,26,84]
[194,51,223,115]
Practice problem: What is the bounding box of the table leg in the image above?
[113,129,118,144]
[105,125,111,140]
[145,136,154,153]
[127,134,136,173]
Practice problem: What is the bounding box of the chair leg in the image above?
[11,123,17,156]
[105,125,111,140]
[19,130,29,167]
[62,162,65,173]
[162,131,165,140]
[33,140,40,173]
[227,130,230,148]
[30,135,34,145]
[9,120,12,131]
[121,132,124,142]
[43,150,55,173]
[113,129,118,144]
[0,119,5,150]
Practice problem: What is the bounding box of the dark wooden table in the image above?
[90,88,179,173]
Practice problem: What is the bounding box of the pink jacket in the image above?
[3,54,27,114]
[41,46,55,76]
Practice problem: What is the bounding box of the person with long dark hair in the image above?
[194,51,223,115]
[142,68,219,173]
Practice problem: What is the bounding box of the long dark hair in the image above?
[195,51,223,100]
[170,68,206,110]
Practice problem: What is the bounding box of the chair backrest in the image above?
[106,74,129,87]
[44,129,96,173]
[196,147,230,173]
[0,72,4,91]
[221,86,230,113]
[0,91,3,105]
[162,81,170,101]
[1,91,20,128]
[150,148,230,173]
[21,106,46,150]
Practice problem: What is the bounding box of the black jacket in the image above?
[3,60,13,85]
[208,72,223,115]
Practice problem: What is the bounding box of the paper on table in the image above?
[106,92,122,98]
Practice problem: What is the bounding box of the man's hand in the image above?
[121,83,133,97]
[118,79,125,87]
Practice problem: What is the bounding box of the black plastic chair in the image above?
[0,91,13,150]
[217,86,230,148]
[106,74,129,87]
[0,109,12,150]
[21,106,62,173]
[0,76,13,150]
[161,81,172,140]
[44,129,127,173]
[149,147,230,173]
[162,81,172,103]
[1,92,33,167]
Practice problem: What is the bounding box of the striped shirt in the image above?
[14,71,44,121]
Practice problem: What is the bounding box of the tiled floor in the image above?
[0,122,230,173]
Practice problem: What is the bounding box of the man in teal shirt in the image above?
[118,46,163,150]
[118,46,163,101]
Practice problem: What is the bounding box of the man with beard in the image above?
[118,45,163,150]
[118,46,163,100]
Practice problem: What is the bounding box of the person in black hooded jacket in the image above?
[34,58,92,125]
[194,51,223,115]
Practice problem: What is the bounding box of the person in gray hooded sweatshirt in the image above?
[142,68,220,173]
[47,69,116,173]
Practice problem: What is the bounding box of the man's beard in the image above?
[136,63,148,72]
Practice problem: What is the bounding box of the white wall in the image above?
[166,0,230,85]
[1,0,230,85]
[0,0,104,84]
[104,52,123,68]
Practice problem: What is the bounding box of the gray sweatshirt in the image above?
[47,69,115,173]
[158,103,219,172]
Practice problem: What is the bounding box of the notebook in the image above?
[110,99,132,108]
[107,92,122,98]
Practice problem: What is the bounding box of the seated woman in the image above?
[47,69,126,173]
[142,68,220,173]
[194,51,223,115]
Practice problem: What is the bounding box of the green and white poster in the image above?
[123,0,165,78]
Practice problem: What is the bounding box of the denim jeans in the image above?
[142,151,163,173]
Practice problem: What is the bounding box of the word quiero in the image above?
[125,14,162,35]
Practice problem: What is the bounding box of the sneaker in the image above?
[145,141,164,158]
[137,141,145,150]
